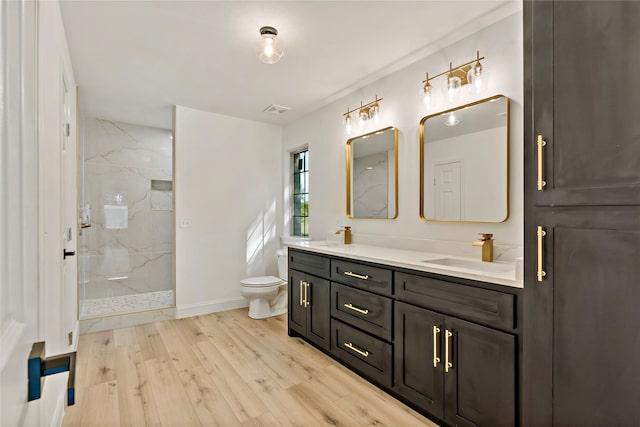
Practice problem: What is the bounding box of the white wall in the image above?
[282,12,523,247]
[174,106,282,317]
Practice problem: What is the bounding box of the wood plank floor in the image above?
[63,308,439,427]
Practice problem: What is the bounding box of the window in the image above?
[292,150,309,237]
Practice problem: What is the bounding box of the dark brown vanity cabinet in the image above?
[524,1,640,425]
[288,256,331,351]
[288,248,521,427]
[395,275,516,427]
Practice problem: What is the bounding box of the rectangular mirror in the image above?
[420,95,509,222]
[346,126,398,219]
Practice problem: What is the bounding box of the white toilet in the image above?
[240,249,288,319]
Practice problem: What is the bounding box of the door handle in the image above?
[63,249,75,260]
[445,330,453,373]
[536,135,547,190]
[433,326,441,367]
[537,226,547,282]
[304,282,310,307]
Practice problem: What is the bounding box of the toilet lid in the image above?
[241,275,284,287]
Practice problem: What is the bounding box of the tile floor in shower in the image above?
[80,290,174,319]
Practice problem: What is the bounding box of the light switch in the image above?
[179,217,192,228]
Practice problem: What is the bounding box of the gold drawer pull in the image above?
[343,303,369,315]
[344,342,369,358]
[433,326,441,368]
[344,271,369,280]
[537,226,547,282]
[537,135,547,191]
[445,330,453,373]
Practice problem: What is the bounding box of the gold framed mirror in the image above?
[420,95,509,222]
[346,126,398,219]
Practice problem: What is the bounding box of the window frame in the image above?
[291,149,309,237]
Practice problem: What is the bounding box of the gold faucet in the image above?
[472,233,494,262]
[336,226,352,245]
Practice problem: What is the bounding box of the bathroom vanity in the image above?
[287,243,522,427]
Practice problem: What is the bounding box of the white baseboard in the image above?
[176,297,248,319]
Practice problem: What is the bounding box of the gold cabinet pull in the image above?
[344,342,369,358]
[433,326,441,368]
[445,330,453,373]
[344,271,369,280]
[343,303,369,315]
[537,226,547,282]
[304,282,310,307]
[299,280,304,306]
[537,135,547,191]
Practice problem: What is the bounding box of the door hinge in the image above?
[68,331,73,346]
[65,123,70,137]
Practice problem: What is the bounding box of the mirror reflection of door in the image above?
[433,161,461,220]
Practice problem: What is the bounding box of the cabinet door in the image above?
[306,274,330,351]
[394,302,444,420]
[527,1,640,207]
[288,269,306,337]
[524,209,640,426]
[444,317,515,427]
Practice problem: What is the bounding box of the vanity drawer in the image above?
[331,319,392,388]
[331,259,392,296]
[395,272,515,330]
[288,249,330,279]
[331,283,392,341]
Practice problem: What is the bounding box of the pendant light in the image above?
[257,26,283,64]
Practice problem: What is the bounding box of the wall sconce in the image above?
[421,51,487,107]
[343,95,383,135]
[257,26,284,64]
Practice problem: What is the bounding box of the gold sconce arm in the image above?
[422,51,486,86]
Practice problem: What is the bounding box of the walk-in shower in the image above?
[78,118,174,319]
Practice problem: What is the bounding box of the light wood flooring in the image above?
[62,308,439,427]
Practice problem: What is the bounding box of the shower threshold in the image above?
[80,290,174,319]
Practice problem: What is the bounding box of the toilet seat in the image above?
[241,275,285,287]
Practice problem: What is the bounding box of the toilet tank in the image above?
[277,249,288,280]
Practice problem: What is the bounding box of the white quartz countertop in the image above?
[288,241,523,289]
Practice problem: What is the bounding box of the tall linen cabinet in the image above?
[523,1,640,426]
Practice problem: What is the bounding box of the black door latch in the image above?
[63,249,75,260]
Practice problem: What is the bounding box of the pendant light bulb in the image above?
[257,26,284,64]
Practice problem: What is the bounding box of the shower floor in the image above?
[80,290,174,319]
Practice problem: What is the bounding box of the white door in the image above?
[0,0,41,425]
[433,161,462,220]
[61,81,78,351]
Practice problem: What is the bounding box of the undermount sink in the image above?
[421,257,514,275]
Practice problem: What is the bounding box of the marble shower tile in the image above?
[151,210,174,253]
[147,252,174,293]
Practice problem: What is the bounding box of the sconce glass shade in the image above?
[444,75,462,102]
[369,102,380,123]
[467,62,488,94]
[422,81,432,108]
[344,113,353,135]
[257,26,283,64]
[358,107,369,128]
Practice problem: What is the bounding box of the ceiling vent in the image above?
[263,104,290,115]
